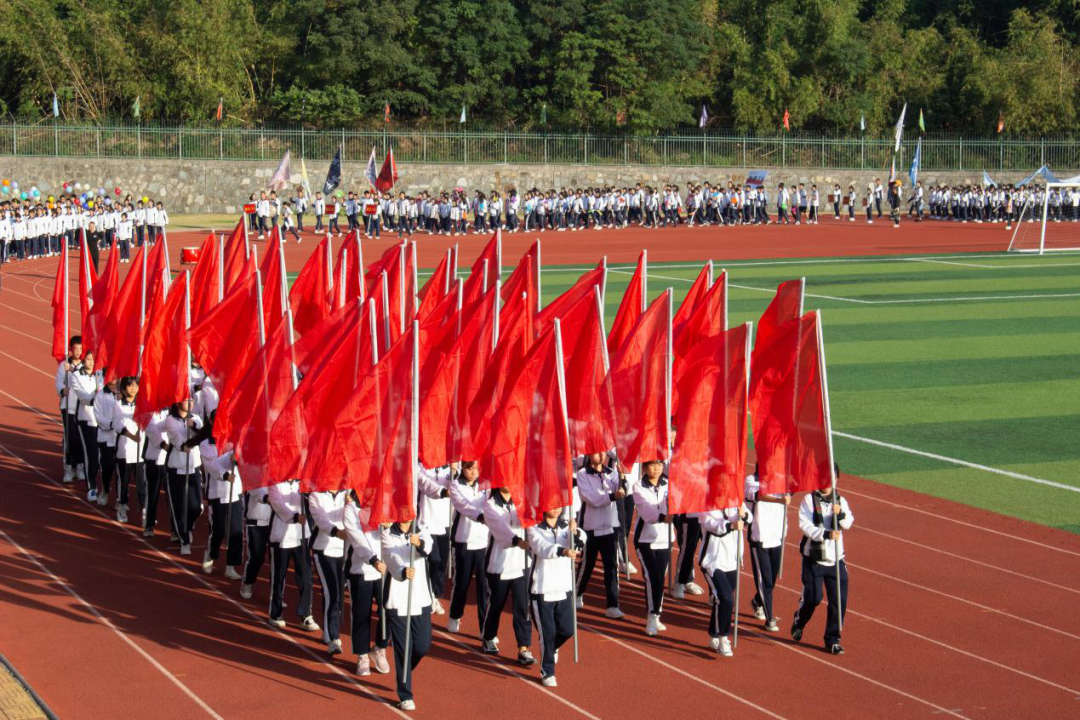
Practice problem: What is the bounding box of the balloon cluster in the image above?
[1,178,124,204]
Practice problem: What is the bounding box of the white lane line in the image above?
[0,349,55,379]
[907,258,998,268]
[434,631,601,719]
[0,527,225,720]
[0,322,51,346]
[841,488,1080,559]
[0,388,60,425]
[0,302,55,325]
[579,626,790,719]
[0,441,410,719]
[853,528,1080,596]
[834,430,1080,494]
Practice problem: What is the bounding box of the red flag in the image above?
[536,262,605,334]
[601,290,671,465]
[417,248,452,321]
[144,238,169,324]
[464,231,500,297]
[750,311,833,496]
[668,323,750,514]
[334,230,364,306]
[78,232,97,339]
[366,242,405,342]
[468,286,536,472]
[216,98,223,122]
[84,239,118,358]
[374,147,399,192]
[260,229,287,335]
[749,278,804,411]
[500,255,535,327]
[607,250,645,355]
[561,288,615,455]
[673,270,727,387]
[99,245,147,382]
[500,240,539,308]
[188,269,261,404]
[384,102,391,123]
[292,297,361,375]
[136,273,190,426]
[289,233,334,337]
[672,262,712,345]
[189,232,221,323]
[783,109,790,131]
[50,242,69,362]
[222,219,251,291]
[489,323,574,528]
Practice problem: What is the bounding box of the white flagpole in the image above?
[706,259,714,287]
[137,245,147,375]
[534,240,542,313]
[325,234,334,299]
[481,258,489,294]
[217,233,225,302]
[733,320,752,649]
[641,250,648,312]
[722,270,729,332]
[553,317,578,663]
[357,232,366,304]
[398,242,407,334]
[442,248,452,295]
[665,288,675,594]
[380,270,391,353]
[402,317,420,686]
[816,311,842,633]
[600,256,608,304]
[495,227,502,285]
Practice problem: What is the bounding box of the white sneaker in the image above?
[116,504,128,524]
[398,699,416,711]
[224,566,242,581]
[371,647,390,674]
[240,583,253,599]
[87,488,98,503]
[672,584,686,600]
[180,544,192,556]
[655,617,667,631]
[575,596,584,610]
[684,582,704,596]
[447,617,460,634]
[62,466,74,484]
[708,637,720,652]
[604,607,625,620]
[202,549,214,574]
[753,604,766,620]
[96,492,108,507]
[541,675,557,688]
[718,636,733,657]
[626,562,637,576]
[328,639,342,655]
[645,614,658,636]
[76,465,86,481]
[431,599,445,615]
[301,616,320,632]
[355,654,370,676]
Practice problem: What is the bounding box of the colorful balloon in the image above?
[0,179,8,186]
[114,187,121,195]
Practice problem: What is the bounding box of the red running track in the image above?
[0,222,1077,719]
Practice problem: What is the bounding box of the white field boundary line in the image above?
[840,488,1080,559]
[0,349,55,380]
[908,258,1080,270]
[0,441,412,719]
[834,431,1080,494]
[0,527,225,720]
[0,302,56,325]
[0,322,51,346]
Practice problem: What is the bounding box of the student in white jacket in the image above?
[163,399,203,555]
[93,377,119,510]
[631,459,673,636]
[267,479,319,632]
[418,463,455,612]
[527,507,584,688]
[342,494,390,676]
[746,465,789,632]
[112,377,144,526]
[309,489,348,655]
[142,405,170,537]
[199,435,243,580]
[69,353,102,502]
[696,503,751,657]
[241,484,273,600]
[447,461,490,634]
[55,335,84,485]
[481,486,535,665]
[382,519,434,711]
[791,474,854,655]
[574,452,625,618]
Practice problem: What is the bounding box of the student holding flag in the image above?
[528,507,583,687]
[342,493,391,676]
[447,461,490,635]
[55,336,84,486]
[163,399,203,556]
[382,518,434,711]
[631,459,673,636]
[696,503,751,656]
[745,464,788,632]
[481,485,536,665]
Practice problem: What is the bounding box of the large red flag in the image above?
[260,229,288,335]
[417,248,452,321]
[499,256,535,327]
[668,323,750,514]
[672,262,712,345]
[334,230,364,306]
[607,250,645,355]
[750,311,833,496]
[189,232,221,323]
[560,288,615,455]
[289,233,334,337]
[374,147,400,192]
[470,230,501,291]
[673,270,727,388]
[602,290,671,465]
[78,232,97,339]
[84,239,118,358]
[291,297,360,376]
[143,237,170,330]
[366,242,405,343]
[136,273,190,426]
[501,240,539,308]
[536,262,605,334]
[222,219,251,291]
[100,245,147,382]
[188,269,261,404]
[50,242,69,362]
[751,278,804,375]
[488,323,574,528]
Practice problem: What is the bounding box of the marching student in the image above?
[874,179,884,218]
[481,485,535,665]
[832,184,842,219]
[116,211,133,262]
[696,502,751,657]
[55,336,84,485]
[342,492,391,676]
[791,472,853,655]
[112,377,143,526]
[294,187,308,231]
[631,459,672,636]
[267,478,320,632]
[865,183,875,224]
[199,430,243,580]
[281,201,302,243]
[575,452,625,618]
[418,463,455,614]
[92,375,119,509]
[240,482,273,600]
[528,507,583,688]
[163,399,203,556]
[143,406,170,537]
[382,517,434,711]
[70,352,102,503]
[309,488,348,655]
[672,510,704,599]
[313,191,326,232]
[134,200,146,246]
[447,460,490,634]
[256,191,270,239]
[745,465,789,632]
[846,185,857,222]
[809,184,820,224]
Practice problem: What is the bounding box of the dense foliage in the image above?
[1,0,1077,133]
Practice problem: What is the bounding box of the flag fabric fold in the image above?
[289,233,334,337]
[136,273,190,426]
[50,243,69,362]
[607,250,645,355]
[99,245,147,381]
[375,148,399,192]
[188,270,261,405]
[189,232,221,323]
[84,239,118,358]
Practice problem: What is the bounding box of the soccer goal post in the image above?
[1008,183,1080,253]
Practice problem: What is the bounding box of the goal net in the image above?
[1008,183,1080,253]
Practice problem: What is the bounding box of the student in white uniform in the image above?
[241,484,273,599]
[55,335,84,485]
[267,479,320,632]
[69,352,102,502]
[163,399,203,556]
[696,503,751,656]
[199,434,244,580]
[631,459,673,636]
[481,486,535,665]
[447,461,490,634]
[791,472,853,655]
[93,376,119,511]
[527,507,584,687]
[418,463,455,613]
[575,452,625,618]
[309,489,348,655]
[382,518,434,711]
[143,406,170,537]
[342,493,390,676]
[746,465,789,631]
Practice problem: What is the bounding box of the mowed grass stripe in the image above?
[825,332,1080,365]
[828,355,1080,392]
[795,299,1080,326]
[822,314,1080,343]
[806,274,1080,299]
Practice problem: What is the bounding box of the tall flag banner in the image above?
[782,109,790,131]
[459,105,467,124]
[78,232,97,338]
[672,262,712,346]
[536,262,605,334]
[84,239,118,357]
[363,148,378,189]
[189,232,221,323]
[673,271,727,387]
[601,290,671,465]
[500,240,539,312]
[324,147,343,194]
[50,242,69,361]
[216,97,224,122]
[259,229,288,335]
[560,288,615,456]
[918,108,925,133]
[893,102,907,154]
[188,270,262,405]
[136,273,190,426]
[541,104,547,124]
[268,150,292,192]
[222,219,252,291]
[375,147,399,192]
[384,102,391,123]
[699,105,708,129]
[982,170,997,187]
[909,137,922,187]
[289,233,334,337]
[668,323,751,514]
[300,156,313,200]
[607,250,645,355]
[99,245,147,381]
[996,113,1005,134]
[133,95,141,119]
[859,114,865,132]
[488,322,574,528]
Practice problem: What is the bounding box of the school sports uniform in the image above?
[792,491,853,652]
[481,492,534,662]
[112,398,144,526]
[199,441,243,575]
[267,479,317,628]
[575,462,624,616]
[527,516,584,685]
[745,473,787,628]
[342,501,390,675]
[241,485,273,598]
[697,505,751,656]
[418,464,453,603]
[164,411,203,554]
[55,356,83,483]
[383,522,434,708]
[309,490,348,653]
[92,386,119,509]
[70,366,101,499]
[142,410,169,535]
[447,475,490,631]
[632,474,672,634]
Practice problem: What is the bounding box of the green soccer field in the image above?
[534,251,1080,533]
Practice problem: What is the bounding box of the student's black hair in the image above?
[69,335,83,347]
[168,401,187,418]
[119,376,138,395]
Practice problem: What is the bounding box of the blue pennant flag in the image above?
[323,147,342,195]
[908,137,922,187]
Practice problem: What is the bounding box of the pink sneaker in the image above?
[355,655,370,676]
[371,647,390,674]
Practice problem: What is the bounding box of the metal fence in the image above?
[3,122,1079,172]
